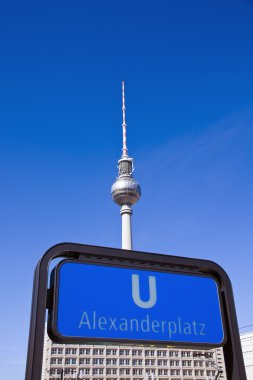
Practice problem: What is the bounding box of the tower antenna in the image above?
[122,81,128,157]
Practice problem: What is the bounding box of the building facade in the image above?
[241,331,253,379]
[42,333,227,380]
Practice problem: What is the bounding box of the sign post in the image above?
[25,243,247,380]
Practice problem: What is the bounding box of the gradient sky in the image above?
[0,1,253,378]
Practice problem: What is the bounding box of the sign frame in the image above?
[25,243,247,380]
[48,258,226,347]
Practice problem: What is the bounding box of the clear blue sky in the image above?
[0,1,253,378]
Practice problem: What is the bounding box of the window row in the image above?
[51,346,212,358]
[50,357,216,368]
[48,367,213,377]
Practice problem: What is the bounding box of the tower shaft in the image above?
[121,204,133,249]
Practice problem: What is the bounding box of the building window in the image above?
[194,360,203,367]
[50,358,62,365]
[79,348,90,355]
[145,359,155,366]
[170,360,180,366]
[107,349,117,355]
[145,350,155,356]
[133,359,142,365]
[51,348,63,355]
[66,348,77,355]
[182,360,191,367]
[65,358,76,365]
[79,368,90,375]
[169,350,179,357]
[132,349,142,356]
[195,369,204,376]
[79,358,90,365]
[119,349,130,356]
[93,349,104,355]
[158,359,167,366]
[64,368,76,374]
[159,369,169,375]
[119,368,131,375]
[120,359,130,365]
[183,369,193,375]
[146,369,156,375]
[106,358,117,365]
[133,368,143,375]
[93,358,104,365]
[171,369,180,376]
[157,350,167,357]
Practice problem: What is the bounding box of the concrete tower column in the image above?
[120,204,133,249]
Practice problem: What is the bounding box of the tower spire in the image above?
[122,81,128,157]
[111,82,141,250]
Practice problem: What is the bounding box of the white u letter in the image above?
[132,274,157,309]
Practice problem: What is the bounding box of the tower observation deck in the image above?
[111,81,141,250]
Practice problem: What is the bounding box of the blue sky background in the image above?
[0,0,253,378]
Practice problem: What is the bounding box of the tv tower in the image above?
[111,81,141,250]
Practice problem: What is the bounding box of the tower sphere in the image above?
[111,175,141,206]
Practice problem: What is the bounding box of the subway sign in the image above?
[48,259,225,346]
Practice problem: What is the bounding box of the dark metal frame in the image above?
[25,243,247,380]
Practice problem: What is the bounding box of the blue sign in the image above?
[52,261,225,345]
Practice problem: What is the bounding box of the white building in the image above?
[42,332,227,380]
[41,82,228,380]
[241,331,253,379]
